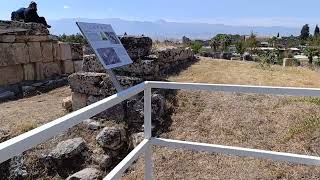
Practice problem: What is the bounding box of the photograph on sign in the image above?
[76,22,133,69]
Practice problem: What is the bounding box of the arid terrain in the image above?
[122,58,320,179]
[1,57,320,179]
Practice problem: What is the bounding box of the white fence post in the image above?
[144,85,153,180]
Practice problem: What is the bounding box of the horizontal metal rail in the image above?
[147,81,320,97]
[1,81,320,179]
[151,138,320,166]
[0,82,145,163]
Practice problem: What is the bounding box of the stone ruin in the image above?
[52,36,195,178]
[0,20,83,101]
[0,20,196,179]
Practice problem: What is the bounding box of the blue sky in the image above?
[1,0,320,27]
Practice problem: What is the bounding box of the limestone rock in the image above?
[0,35,15,42]
[23,64,35,81]
[72,92,88,111]
[88,121,104,131]
[0,65,24,86]
[66,168,103,180]
[52,43,61,61]
[62,60,75,74]
[0,43,29,66]
[41,137,89,176]
[59,42,72,61]
[82,54,105,73]
[130,132,144,148]
[96,127,127,150]
[120,36,152,61]
[0,20,49,35]
[92,154,112,169]
[9,155,28,179]
[83,45,95,56]
[28,42,42,62]
[49,138,87,160]
[69,72,142,96]
[73,60,83,72]
[69,72,106,96]
[41,42,54,62]
[35,61,61,80]
[62,96,72,112]
[70,43,83,60]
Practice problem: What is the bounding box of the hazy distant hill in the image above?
[48,18,300,40]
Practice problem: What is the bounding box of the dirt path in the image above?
[0,86,71,137]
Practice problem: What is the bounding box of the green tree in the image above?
[314,25,320,37]
[58,33,87,44]
[246,32,258,54]
[211,34,232,52]
[235,40,246,60]
[304,46,318,64]
[190,42,203,54]
[300,24,310,41]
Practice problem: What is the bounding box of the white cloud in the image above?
[63,5,70,9]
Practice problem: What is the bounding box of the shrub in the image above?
[190,42,203,54]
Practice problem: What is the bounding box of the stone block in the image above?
[41,42,53,62]
[66,168,102,180]
[62,96,72,112]
[68,72,106,95]
[27,42,42,62]
[0,35,15,43]
[0,65,24,86]
[120,36,152,61]
[73,60,83,72]
[68,72,143,96]
[59,43,72,61]
[35,62,61,80]
[23,63,35,81]
[61,60,74,74]
[82,54,105,73]
[72,92,87,110]
[0,43,29,66]
[14,35,57,42]
[52,43,61,61]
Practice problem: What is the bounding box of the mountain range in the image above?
[48,18,301,40]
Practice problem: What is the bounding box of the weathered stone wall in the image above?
[0,21,83,87]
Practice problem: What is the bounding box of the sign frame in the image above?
[76,22,133,92]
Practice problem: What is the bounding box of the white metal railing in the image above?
[1,81,320,180]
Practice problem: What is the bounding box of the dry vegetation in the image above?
[0,87,71,137]
[122,57,320,179]
[1,57,320,179]
[169,57,320,88]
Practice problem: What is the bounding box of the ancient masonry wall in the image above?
[0,21,83,101]
[70,36,194,112]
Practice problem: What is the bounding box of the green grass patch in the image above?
[284,117,320,141]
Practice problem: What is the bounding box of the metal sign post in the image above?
[76,22,133,92]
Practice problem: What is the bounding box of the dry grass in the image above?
[169,57,320,88]
[0,86,71,137]
[122,57,320,179]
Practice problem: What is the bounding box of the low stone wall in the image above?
[0,21,84,101]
